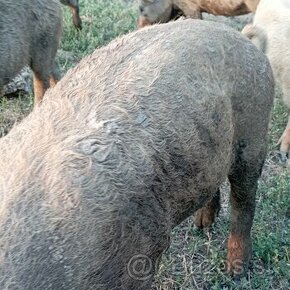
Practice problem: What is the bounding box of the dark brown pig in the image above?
[0,19,274,289]
[0,0,62,104]
[138,0,260,28]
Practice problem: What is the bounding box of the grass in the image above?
[59,0,138,71]
[0,94,32,136]
[152,168,290,289]
[1,0,289,289]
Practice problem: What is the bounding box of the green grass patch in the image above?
[60,0,138,71]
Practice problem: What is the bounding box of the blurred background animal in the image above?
[138,0,260,28]
[60,0,82,29]
[242,0,290,161]
[0,0,62,104]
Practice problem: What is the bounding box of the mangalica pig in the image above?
[0,19,274,289]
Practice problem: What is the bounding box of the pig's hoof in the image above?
[194,206,217,229]
[73,15,82,30]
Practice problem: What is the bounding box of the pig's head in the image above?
[137,0,173,28]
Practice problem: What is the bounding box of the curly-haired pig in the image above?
[0,19,274,289]
[242,0,290,160]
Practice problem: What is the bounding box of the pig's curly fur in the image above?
[0,20,274,289]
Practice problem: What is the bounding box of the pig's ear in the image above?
[137,16,153,29]
[241,24,268,54]
[241,24,255,39]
